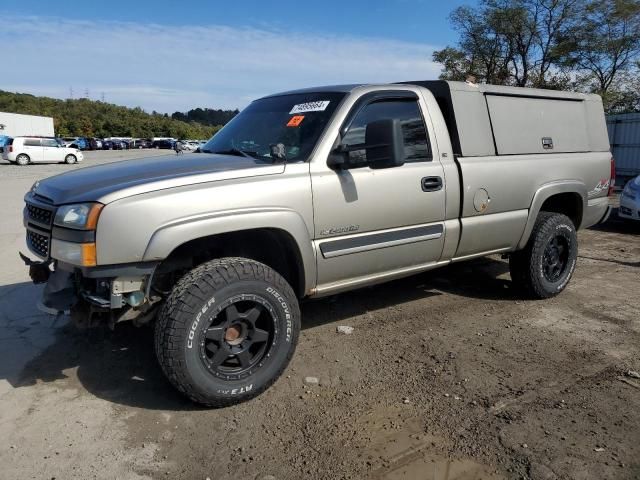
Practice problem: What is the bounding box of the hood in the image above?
[32,153,284,204]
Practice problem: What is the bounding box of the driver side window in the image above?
[342,99,432,164]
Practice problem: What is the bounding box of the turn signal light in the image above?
[80,243,97,267]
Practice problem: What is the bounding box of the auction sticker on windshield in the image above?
[289,101,330,114]
[287,116,305,127]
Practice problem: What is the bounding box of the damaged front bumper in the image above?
[21,253,161,328]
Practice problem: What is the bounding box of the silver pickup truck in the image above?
[22,80,614,406]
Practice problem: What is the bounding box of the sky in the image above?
[2,0,471,113]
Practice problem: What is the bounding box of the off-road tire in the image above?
[16,154,30,166]
[154,257,300,407]
[509,212,578,299]
[64,154,77,164]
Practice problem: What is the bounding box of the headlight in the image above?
[54,203,103,230]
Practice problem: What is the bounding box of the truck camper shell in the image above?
[403,80,610,157]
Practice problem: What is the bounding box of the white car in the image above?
[619,175,640,221]
[2,137,83,166]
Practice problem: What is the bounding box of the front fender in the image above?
[516,181,587,250]
[142,208,316,294]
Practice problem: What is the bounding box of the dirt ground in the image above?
[0,154,639,480]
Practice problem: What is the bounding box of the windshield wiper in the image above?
[212,148,258,159]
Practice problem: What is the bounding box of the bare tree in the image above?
[564,0,640,93]
[433,6,512,84]
[434,0,582,88]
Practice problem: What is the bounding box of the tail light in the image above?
[608,156,616,196]
[8,146,13,153]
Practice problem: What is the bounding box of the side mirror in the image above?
[327,118,405,170]
[364,118,405,169]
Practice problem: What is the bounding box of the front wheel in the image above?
[65,154,77,164]
[509,212,578,299]
[155,257,300,407]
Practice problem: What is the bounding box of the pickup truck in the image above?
[21,80,614,406]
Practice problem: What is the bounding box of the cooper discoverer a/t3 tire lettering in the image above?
[154,257,300,407]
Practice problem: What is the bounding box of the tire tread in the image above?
[509,212,577,299]
[154,257,299,407]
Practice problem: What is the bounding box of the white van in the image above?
[2,137,83,165]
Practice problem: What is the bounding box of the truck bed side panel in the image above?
[455,151,610,257]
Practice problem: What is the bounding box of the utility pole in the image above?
[69,86,74,99]
[84,88,90,99]
[101,92,105,102]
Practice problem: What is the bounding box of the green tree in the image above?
[0,90,231,139]
[434,0,581,87]
[434,0,640,112]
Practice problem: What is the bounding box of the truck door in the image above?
[311,91,446,291]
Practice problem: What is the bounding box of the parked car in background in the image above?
[62,137,89,150]
[2,136,82,165]
[74,137,87,150]
[180,141,198,151]
[131,139,152,149]
[0,135,11,153]
[152,139,175,149]
[619,175,640,221]
[87,138,101,150]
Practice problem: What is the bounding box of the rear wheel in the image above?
[15,154,30,166]
[64,154,77,164]
[155,257,300,407]
[509,212,578,298]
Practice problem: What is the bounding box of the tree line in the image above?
[171,108,239,126]
[434,0,640,113]
[0,90,238,139]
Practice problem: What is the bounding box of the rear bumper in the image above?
[582,197,611,228]
[598,205,612,224]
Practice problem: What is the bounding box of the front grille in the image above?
[27,230,50,258]
[26,203,54,226]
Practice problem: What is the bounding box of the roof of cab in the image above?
[259,84,365,99]
[262,80,598,102]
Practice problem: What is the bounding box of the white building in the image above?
[0,112,55,137]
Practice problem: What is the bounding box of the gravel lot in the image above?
[0,151,638,480]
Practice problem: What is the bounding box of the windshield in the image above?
[201,92,346,162]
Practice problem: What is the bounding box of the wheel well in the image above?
[154,228,305,298]
[539,192,583,228]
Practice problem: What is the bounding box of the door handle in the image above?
[421,176,443,192]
